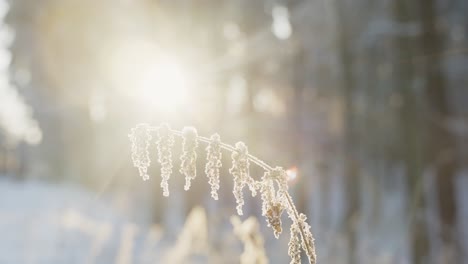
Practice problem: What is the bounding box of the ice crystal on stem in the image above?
[180,126,198,191]
[128,124,152,181]
[205,133,222,200]
[156,123,174,196]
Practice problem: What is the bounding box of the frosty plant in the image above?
[129,123,317,264]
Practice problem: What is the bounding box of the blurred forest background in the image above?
[0,0,467,263]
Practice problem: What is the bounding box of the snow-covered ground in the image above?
[0,179,166,264]
[1,172,466,264]
[0,178,249,264]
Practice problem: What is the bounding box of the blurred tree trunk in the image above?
[392,1,428,263]
[418,0,459,262]
[334,0,359,263]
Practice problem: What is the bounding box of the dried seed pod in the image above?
[260,170,285,238]
[266,202,284,238]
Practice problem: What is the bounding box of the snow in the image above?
[0,178,163,264]
[3,170,465,264]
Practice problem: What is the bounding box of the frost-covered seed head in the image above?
[205,133,222,200]
[180,126,198,191]
[156,123,175,196]
[297,213,316,263]
[158,123,171,136]
[182,126,197,139]
[288,223,302,264]
[260,172,285,238]
[129,123,152,181]
[266,203,283,238]
[128,123,317,264]
[268,166,289,191]
[230,141,258,215]
[235,141,248,154]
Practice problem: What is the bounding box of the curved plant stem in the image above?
[162,127,315,263]
[168,129,274,171]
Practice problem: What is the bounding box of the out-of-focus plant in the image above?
[231,215,268,264]
[129,123,317,264]
[163,206,208,263]
[0,0,41,145]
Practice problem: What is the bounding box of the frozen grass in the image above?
[129,123,317,263]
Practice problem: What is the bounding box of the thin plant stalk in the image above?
[134,125,316,263]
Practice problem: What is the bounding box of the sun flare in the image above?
[138,59,189,113]
[107,41,192,114]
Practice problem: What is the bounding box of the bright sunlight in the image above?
[106,40,192,114]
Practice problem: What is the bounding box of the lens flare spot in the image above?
[286,166,298,181]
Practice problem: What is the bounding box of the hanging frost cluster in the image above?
[260,167,288,238]
[156,123,174,196]
[288,221,302,264]
[295,213,316,264]
[128,124,152,181]
[205,133,222,200]
[180,127,198,191]
[285,200,316,264]
[230,142,258,215]
[128,123,317,264]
